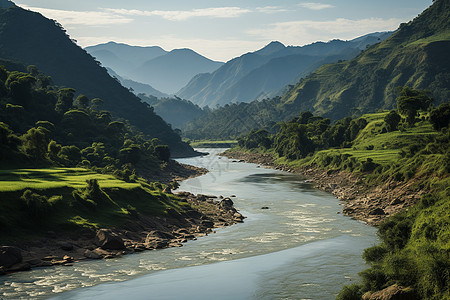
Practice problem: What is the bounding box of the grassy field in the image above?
[189,140,238,148]
[0,167,140,192]
[272,111,440,171]
[0,167,189,241]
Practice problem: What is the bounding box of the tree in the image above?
[430,103,450,131]
[74,94,89,110]
[55,88,75,114]
[384,110,402,132]
[154,144,170,162]
[397,87,432,127]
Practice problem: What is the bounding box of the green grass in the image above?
[189,140,237,148]
[0,167,140,192]
[407,29,450,46]
[0,167,193,242]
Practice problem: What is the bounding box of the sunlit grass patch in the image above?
[0,167,140,192]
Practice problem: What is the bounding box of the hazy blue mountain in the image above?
[0,4,195,156]
[85,42,167,76]
[178,32,392,107]
[106,68,169,98]
[132,48,224,94]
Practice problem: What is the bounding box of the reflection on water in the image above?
[1,148,377,299]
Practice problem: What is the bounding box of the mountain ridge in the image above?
[177,32,393,107]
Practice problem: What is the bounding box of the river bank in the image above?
[0,160,245,276]
[223,151,425,226]
[1,192,245,275]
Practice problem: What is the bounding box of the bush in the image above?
[20,189,52,221]
[336,284,363,300]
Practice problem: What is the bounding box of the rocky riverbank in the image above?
[0,192,245,275]
[223,151,424,226]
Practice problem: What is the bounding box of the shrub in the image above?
[20,189,52,221]
[336,284,363,300]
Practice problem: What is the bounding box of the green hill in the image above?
[0,4,194,156]
[281,0,450,120]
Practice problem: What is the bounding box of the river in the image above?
[1,149,377,299]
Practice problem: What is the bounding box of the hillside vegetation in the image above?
[0,63,190,241]
[0,5,193,155]
[281,0,450,120]
[231,91,449,299]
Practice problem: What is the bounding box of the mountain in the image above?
[280,0,450,120]
[139,94,205,130]
[86,43,224,95]
[177,32,392,108]
[132,49,224,94]
[85,42,167,78]
[106,68,169,98]
[0,4,195,156]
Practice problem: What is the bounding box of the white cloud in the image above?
[298,3,335,10]
[21,5,133,26]
[104,7,251,21]
[256,6,290,14]
[247,18,402,45]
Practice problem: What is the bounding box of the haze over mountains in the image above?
[178,32,393,107]
[85,42,224,94]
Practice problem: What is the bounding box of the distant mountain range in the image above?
[178,32,393,108]
[85,42,224,94]
[0,2,194,156]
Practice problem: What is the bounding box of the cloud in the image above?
[298,3,335,10]
[104,7,252,21]
[21,5,133,26]
[247,18,402,45]
[256,6,291,14]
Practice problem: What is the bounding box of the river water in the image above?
[1,149,377,299]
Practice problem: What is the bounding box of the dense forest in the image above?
[232,88,449,299]
[0,64,173,173]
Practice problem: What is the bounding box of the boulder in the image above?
[390,198,404,206]
[362,284,415,300]
[60,242,74,251]
[7,262,31,272]
[145,238,168,249]
[146,230,175,241]
[95,229,125,250]
[63,255,74,263]
[369,208,386,216]
[0,246,22,268]
[220,198,234,209]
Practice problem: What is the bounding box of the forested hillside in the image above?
[231,89,449,299]
[0,4,194,156]
[281,0,450,120]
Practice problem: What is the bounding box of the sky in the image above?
[13,0,433,62]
